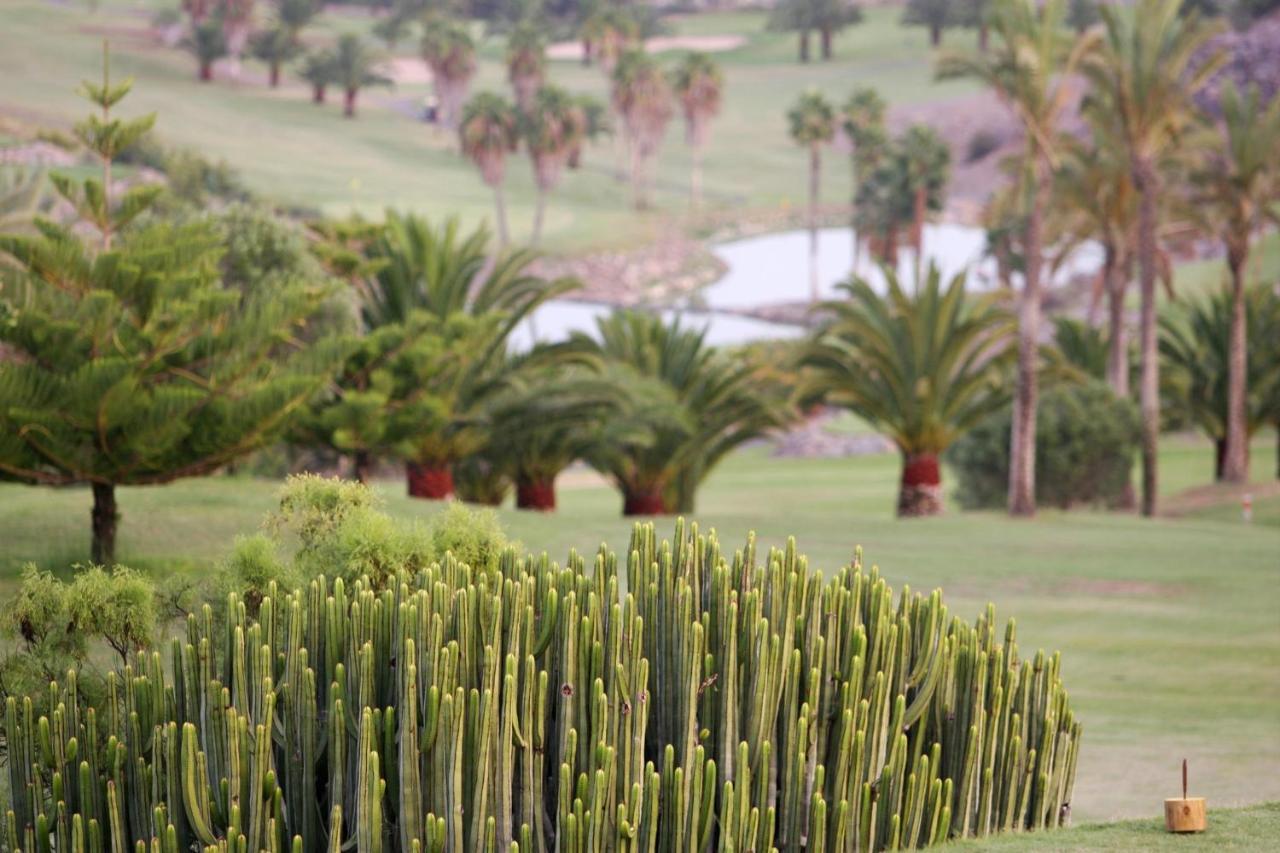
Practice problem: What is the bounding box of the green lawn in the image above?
[0,1,975,250]
[1,433,1277,831]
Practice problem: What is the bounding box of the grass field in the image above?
[1,432,1277,832]
[0,1,976,249]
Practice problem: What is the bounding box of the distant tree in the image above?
[670,52,724,207]
[332,34,391,118]
[422,16,478,130]
[220,0,255,77]
[581,4,639,72]
[506,20,546,110]
[251,0,319,87]
[459,92,520,246]
[1066,0,1098,33]
[1186,84,1280,483]
[522,86,585,245]
[904,0,957,47]
[841,87,888,264]
[612,50,674,210]
[186,18,228,81]
[803,266,1014,516]
[298,48,335,103]
[960,0,992,49]
[898,124,951,283]
[566,93,610,169]
[787,90,836,302]
[771,0,864,61]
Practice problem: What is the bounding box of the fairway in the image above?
[2,433,1277,829]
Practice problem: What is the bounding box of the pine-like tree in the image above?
[0,49,346,563]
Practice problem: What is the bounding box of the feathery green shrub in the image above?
[3,515,1079,852]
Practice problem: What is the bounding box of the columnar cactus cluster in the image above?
[4,521,1080,852]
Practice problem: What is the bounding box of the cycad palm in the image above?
[937,0,1095,517]
[1186,84,1280,483]
[670,52,724,207]
[802,265,1014,516]
[1079,0,1224,514]
[459,93,520,246]
[787,90,836,302]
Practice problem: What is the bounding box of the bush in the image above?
[4,522,1081,851]
[948,381,1140,509]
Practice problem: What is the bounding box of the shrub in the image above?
[4,522,1080,851]
[949,381,1140,509]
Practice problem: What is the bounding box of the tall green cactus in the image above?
[3,522,1081,851]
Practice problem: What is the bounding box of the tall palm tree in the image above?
[332,34,391,118]
[841,87,887,265]
[787,90,836,302]
[1186,84,1280,483]
[581,5,638,74]
[505,21,546,110]
[670,52,724,208]
[1080,0,1225,515]
[937,0,1095,517]
[522,85,585,246]
[898,124,951,285]
[459,93,520,247]
[421,16,478,131]
[611,50,673,210]
[802,265,1014,516]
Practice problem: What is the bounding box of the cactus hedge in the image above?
[4,521,1081,852]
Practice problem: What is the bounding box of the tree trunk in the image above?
[313,83,326,104]
[352,450,372,485]
[979,23,989,52]
[199,60,213,81]
[897,452,942,517]
[1133,157,1160,517]
[1222,249,1249,483]
[581,38,592,66]
[531,187,547,247]
[691,144,704,207]
[622,485,667,516]
[799,29,811,63]
[269,61,280,87]
[91,482,119,565]
[344,87,357,118]
[1214,437,1227,482]
[1007,178,1045,517]
[516,476,557,511]
[912,184,926,288]
[821,26,833,61]
[406,461,454,499]
[1105,245,1129,398]
[930,24,942,48]
[808,145,821,303]
[493,183,510,247]
[631,146,646,210]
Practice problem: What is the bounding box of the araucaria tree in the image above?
[1185,84,1280,483]
[803,266,1014,516]
[332,34,392,118]
[521,85,585,246]
[0,60,344,563]
[938,0,1093,517]
[612,50,674,210]
[505,20,546,110]
[670,52,724,207]
[1080,0,1223,515]
[421,15,478,130]
[787,90,836,302]
[460,93,520,247]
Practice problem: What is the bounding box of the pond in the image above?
[517,224,1103,348]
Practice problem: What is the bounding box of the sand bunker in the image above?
[546,34,746,62]
[381,57,433,86]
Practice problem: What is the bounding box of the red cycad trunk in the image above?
[407,462,454,499]
[199,62,213,82]
[897,452,942,517]
[622,485,667,516]
[516,476,557,511]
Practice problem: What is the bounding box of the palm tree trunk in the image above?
[808,145,821,303]
[352,450,372,485]
[531,187,548,247]
[930,24,942,48]
[979,23,989,52]
[516,475,557,511]
[1214,437,1227,481]
[821,26,833,61]
[91,482,119,565]
[631,147,646,210]
[691,144,704,207]
[1222,247,1249,483]
[1008,179,1045,517]
[493,182,510,247]
[1105,245,1129,398]
[799,30,811,63]
[407,461,454,499]
[912,184,926,288]
[1134,157,1160,517]
[344,87,357,118]
[269,60,280,87]
[897,452,942,517]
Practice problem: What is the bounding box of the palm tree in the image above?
[251,0,318,87]
[581,5,638,73]
[670,52,724,207]
[611,50,674,210]
[577,312,786,515]
[1080,0,1225,515]
[186,19,227,82]
[566,94,610,170]
[332,34,391,118]
[937,0,1095,517]
[904,0,955,47]
[898,124,951,284]
[506,21,546,110]
[842,88,888,266]
[421,16,478,131]
[787,90,836,303]
[298,48,335,104]
[771,0,864,62]
[459,93,520,247]
[522,85,585,246]
[802,265,1014,516]
[1185,84,1280,483]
